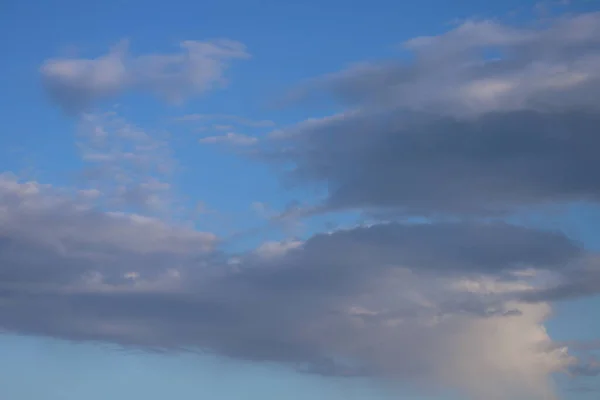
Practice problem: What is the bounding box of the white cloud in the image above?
[286,13,600,118]
[199,132,258,146]
[40,41,128,111]
[76,111,177,215]
[41,39,249,112]
[254,239,303,259]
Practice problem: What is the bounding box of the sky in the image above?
[2,0,600,399]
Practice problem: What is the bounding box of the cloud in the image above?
[253,239,303,259]
[269,109,600,216]
[265,12,600,217]
[75,111,179,216]
[199,132,258,146]
[518,261,600,303]
[41,39,249,113]
[12,10,600,400]
[0,174,216,291]
[174,114,273,148]
[0,174,591,399]
[241,222,583,295]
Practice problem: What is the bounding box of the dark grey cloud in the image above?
[238,222,582,296]
[269,109,600,216]
[267,12,600,217]
[3,185,581,347]
[0,171,583,399]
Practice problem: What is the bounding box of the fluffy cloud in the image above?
[41,39,249,112]
[267,12,600,217]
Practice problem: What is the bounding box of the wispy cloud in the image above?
[75,110,179,216]
[174,113,275,127]
[199,132,258,146]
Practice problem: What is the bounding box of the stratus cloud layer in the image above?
[41,39,249,112]
[7,10,598,400]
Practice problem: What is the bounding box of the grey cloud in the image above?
[0,175,580,399]
[237,222,583,296]
[519,267,600,303]
[0,174,215,287]
[268,109,600,216]
[13,13,600,400]
[303,13,600,114]
[41,39,249,113]
[267,12,600,217]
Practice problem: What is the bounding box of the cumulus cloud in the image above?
[41,39,249,112]
[266,12,600,217]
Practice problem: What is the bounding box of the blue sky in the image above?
[2,0,600,399]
